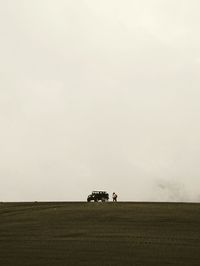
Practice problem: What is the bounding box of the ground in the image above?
[0,202,200,266]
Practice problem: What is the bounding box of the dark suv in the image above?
[87,191,109,202]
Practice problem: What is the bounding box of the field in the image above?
[0,202,200,266]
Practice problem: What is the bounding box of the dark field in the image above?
[0,202,200,266]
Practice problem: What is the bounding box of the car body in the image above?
[87,191,109,202]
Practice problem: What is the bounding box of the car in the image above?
[87,191,109,202]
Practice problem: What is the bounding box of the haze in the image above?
[1,0,200,201]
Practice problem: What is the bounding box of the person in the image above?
[112,192,118,202]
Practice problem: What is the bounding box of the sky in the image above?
[1,0,200,201]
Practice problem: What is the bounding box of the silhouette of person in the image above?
[112,192,118,202]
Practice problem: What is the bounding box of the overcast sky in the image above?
[1,0,200,201]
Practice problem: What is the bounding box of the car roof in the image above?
[92,191,107,193]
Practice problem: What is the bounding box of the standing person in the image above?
[112,192,118,202]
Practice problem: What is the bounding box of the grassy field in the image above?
[0,202,200,266]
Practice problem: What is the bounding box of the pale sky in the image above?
[1,0,200,201]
